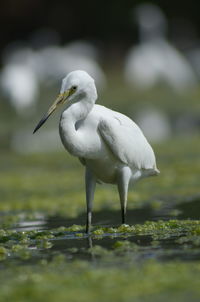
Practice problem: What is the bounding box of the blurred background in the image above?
[1,3,200,297]
[0,0,200,154]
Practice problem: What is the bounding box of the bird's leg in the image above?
[85,167,96,233]
[117,167,132,224]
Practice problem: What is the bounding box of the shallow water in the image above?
[1,82,200,301]
[1,194,198,265]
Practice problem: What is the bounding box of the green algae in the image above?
[0,134,200,301]
[91,219,200,238]
[1,258,200,302]
[0,219,200,265]
[113,240,139,252]
[0,246,7,255]
[0,219,199,245]
[92,228,105,236]
[1,72,200,302]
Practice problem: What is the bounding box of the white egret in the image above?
[33,42,106,89]
[1,63,39,117]
[135,107,171,142]
[33,70,159,232]
[0,45,39,117]
[124,3,197,92]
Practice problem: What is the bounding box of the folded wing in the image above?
[98,110,157,172]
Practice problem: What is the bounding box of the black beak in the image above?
[33,91,68,134]
[33,114,50,134]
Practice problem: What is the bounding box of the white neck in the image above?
[59,96,94,157]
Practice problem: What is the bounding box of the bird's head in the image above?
[33,70,97,133]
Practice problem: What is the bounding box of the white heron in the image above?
[33,70,159,232]
[33,43,106,89]
[1,63,39,117]
[124,3,197,92]
[0,46,39,117]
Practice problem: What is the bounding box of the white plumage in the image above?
[34,70,159,232]
[1,63,39,117]
[124,3,197,92]
[33,43,106,89]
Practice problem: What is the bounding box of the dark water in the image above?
[6,194,200,264]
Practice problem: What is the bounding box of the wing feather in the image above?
[98,111,157,171]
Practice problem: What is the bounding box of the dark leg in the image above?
[117,167,132,224]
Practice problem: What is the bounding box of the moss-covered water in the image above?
[1,69,200,300]
[0,135,200,301]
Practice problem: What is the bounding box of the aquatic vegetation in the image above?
[0,135,200,301]
[0,219,200,265]
[1,217,200,301]
[1,257,200,302]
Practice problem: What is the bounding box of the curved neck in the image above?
[59,99,93,157]
[65,99,93,121]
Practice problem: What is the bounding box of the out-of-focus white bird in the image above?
[0,63,39,117]
[124,3,197,92]
[33,46,65,84]
[135,107,171,142]
[0,45,39,116]
[33,70,159,232]
[63,40,106,89]
[34,41,106,89]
